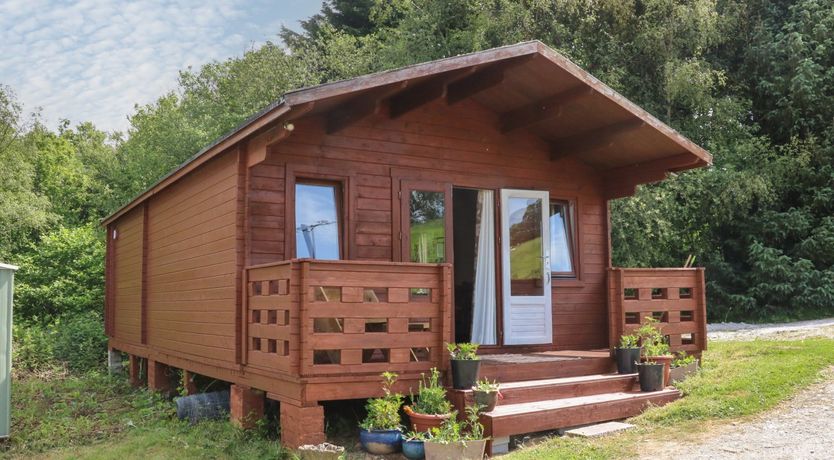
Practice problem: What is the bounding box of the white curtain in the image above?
[471,190,497,345]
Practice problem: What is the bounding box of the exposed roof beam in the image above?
[388,67,477,118]
[500,86,592,133]
[550,119,645,161]
[603,153,705,199]
[246,102,315,168]
[326,82,409,134]
[445,55,534,105]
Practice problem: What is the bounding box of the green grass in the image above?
[1,372,288,459]
[508,338,834,459]
[5,338,834,459]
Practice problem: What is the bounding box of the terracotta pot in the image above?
[405,407,451,433]
[472,390,499,412]
[424,439,486,460]
[646,355,673,386]
[669,359,699,384]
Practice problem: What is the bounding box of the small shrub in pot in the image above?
[359,372,404,454]
[670,351,699,384]
[404,368,453,432]
[424,405,488,460]
[636,317,673,385]
[615,333,641,374]
[471,378,502,412]
[447,342,480,389]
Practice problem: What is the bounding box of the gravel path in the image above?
[641,318,834,459]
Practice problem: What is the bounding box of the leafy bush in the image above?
[12,321,55,373]
[14,225,104,321]
[408,368,451,415]
[52,311,107,372]
[360,372,404,431]
[12,312,106,374]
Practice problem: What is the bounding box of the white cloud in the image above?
[0,0,320,133]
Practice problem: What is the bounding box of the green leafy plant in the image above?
[619,333,640,348]
[472,378,499,393]
[404,430,429,442]
[360,372,404,431]
[635,317,671,357]
[408,367,452,415]
[428,405,486,443]
[446,342,479,360]
[672,351,697,368]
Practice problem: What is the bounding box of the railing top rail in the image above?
[247,258,450,271]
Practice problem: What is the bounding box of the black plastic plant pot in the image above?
[615,347,642,374]
[450,359,481,389]
[637,363,665,392]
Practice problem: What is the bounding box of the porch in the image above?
[243,260,706,398]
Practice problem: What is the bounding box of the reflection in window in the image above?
[508,197,543,296]
[296,183,341,259]
[410,191,445,263]
[549,201,576,277]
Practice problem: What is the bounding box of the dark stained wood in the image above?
[444,56,534,105]
[326,82,408,134]
[388,68,476,118]
[500,86,592,133]
[603,153,703,199]
[550,119,645,160]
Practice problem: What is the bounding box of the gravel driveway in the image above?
[641,318,834,459]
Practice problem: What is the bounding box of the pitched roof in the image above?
[103,40,711,225]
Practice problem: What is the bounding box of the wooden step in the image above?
[450,373,638,407]
[479,354,616,382]
[481,388,680,438]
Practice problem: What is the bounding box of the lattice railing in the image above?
[244,259,451,379]
[299,260,451,377]
[608,268,707,355]
[245,261,299,375]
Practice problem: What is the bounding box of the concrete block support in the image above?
[107,349,123,375]
[279,402,325,448]
[230,384,265,429]
[182,370,198,395]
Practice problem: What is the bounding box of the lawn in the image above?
[3,338,834,459]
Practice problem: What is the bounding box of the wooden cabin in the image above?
[102,41,710,450]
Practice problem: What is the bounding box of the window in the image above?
[295,182,342,259]
[409,190,446,263]
[549,200,576,278]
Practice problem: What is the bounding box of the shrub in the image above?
[12,321,56,373]
[52,311,107,372]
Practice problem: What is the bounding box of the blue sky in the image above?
[0,0,321,133]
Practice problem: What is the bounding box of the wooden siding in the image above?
[249,98,610,350]
[144,151,239,364]
[112,206,144,344]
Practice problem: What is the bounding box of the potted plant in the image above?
[636,358,665,392]
[636,317,673,386]
[424,405,487,460]
[615,333,641,374]
[359,371,404,455]
[447,342,480,389]
[669,351,699,384]
[471,378,502,412]
[404,368,453,432]
[402,431,428,460]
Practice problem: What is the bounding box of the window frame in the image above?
[285,166,352,260]
[549,198,579,280]
[397,179,453,264]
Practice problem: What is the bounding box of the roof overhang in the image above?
[102,40,711,225]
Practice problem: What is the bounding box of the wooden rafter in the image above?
[246,102,315,168]
[550,119,645,161]
[388,68,477,118]
[445,55,534,105]
[500,86,592,133]
[326,81,409,134]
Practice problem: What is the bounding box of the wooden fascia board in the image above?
[536,43,712,167]
[550,119,645,160]
[603,153,705,199]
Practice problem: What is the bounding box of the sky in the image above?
[0,0,321,133]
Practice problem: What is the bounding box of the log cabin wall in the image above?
[249,98,610,350]
[110,206,144,344]
[143,150,240,365]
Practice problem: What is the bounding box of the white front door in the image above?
[500,189,553,345]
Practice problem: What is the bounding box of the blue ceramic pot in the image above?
[402,439,426,460]
[359,429,402,455]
